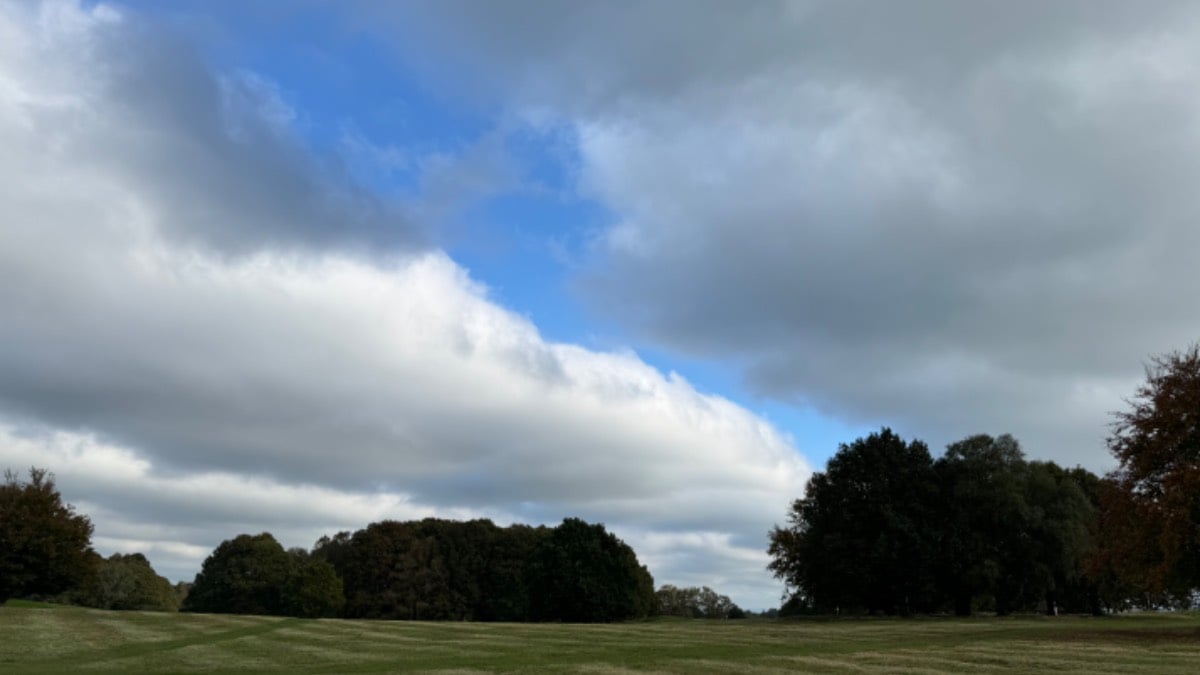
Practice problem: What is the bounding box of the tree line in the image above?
[184,517,657,622]
[656,584,745,619]
[1,474,752,621]
[0,468,182,611]
[0,477,671,622]
[768,345,1200,615]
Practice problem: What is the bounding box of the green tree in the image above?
[76,553,179,611]
[0,468,95,604]
[532,518,655,622]
[935,435,1096,616]
[1020,462,1096,615]
[281,550,344,618]
[768,429,939,615]
[476,523,549,621]
[329,520,421,619]
[1105,345,1200,597]
[935,434,1029,615]
[320,517,652,622]
[656,585,741,618]
[183,533,293,615]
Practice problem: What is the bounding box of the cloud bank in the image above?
[370,0,1200,466]
[0,1,807,609]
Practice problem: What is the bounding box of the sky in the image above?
[2,0,1199,611]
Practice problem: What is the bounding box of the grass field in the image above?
[3,601,1200,673]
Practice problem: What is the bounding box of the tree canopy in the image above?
[769,429,1101,616]
[317,517,654,623]
[74,553,179,612]
[0,468,95,604]
[1097,345,1200,602]
[769,429,939,615]
[184,533,294,616]
[655,584,743,619]
[531,517,656,622]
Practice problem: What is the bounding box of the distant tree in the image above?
[532,518,655,622]
[414,518,498,620]
[328,520,421,619]
[656,584,741,619]
[768,429,939,615]
[321,517,652,622]
[281,549,344,618]
[1104,345,1200,596]
[76,553,179,611]
[173,581,192,608]
[656,584,698,617]
[476,523,548,621]
[184,533,293,615]
[0,468,95,604]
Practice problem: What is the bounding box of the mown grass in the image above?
[2,603,1199,673]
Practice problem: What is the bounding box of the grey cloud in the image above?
[18,2,424,257]
[361,0,1200,466]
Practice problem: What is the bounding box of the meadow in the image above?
[3,601,1199,673]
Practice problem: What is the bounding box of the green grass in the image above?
[2,604,1199,673]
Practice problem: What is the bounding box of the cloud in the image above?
[363,0,1200,467]
[1,0,422,258]
[0,0,806,609]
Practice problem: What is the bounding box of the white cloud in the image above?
[0,0,807,610]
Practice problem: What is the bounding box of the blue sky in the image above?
[5,0,1200,610]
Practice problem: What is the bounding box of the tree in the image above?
[476,523,548,621]
[320,517,652,622]
[1020,462,1096,615]
[76,553,179,611]
[0,468,95,604]
[768,429,939,615]
[656,584,742,619]
[531,518,656,622]
[183,533,293,615]
[935,435,1097,616]
[1103,344,1200,598]
[934,434,1030,615]
[656,584,700,617]
[329,520,427,619]
[281,550,344,618]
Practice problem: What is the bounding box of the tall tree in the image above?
[1020,462,1096,615]
[935,434,1030,616]
[1104,344,1200,598]
[0,468,95,604]
[935,436,1097,616]
[768,429,939,615]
